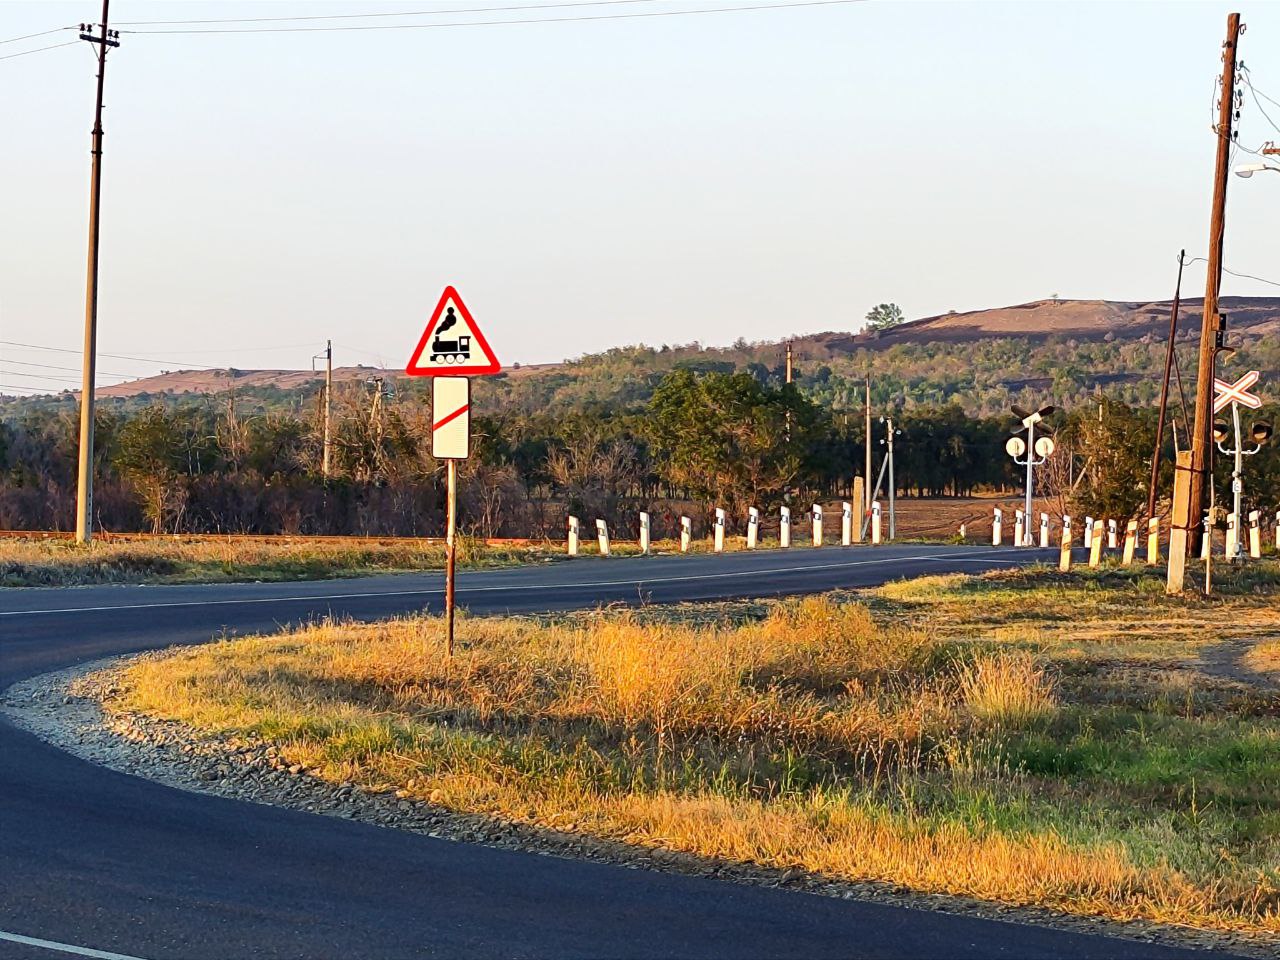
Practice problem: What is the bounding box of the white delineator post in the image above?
[779,506,791,548]
[596,519,610,557]
[1275,509,1280,551]
[871,501,882,545]
[1147,517,1160,565]
[812,504,823,547]
[747,507,760,549]
[1201,514,1212,561]
[567,516,580,557]
[1040,512,1050,549]
[1014,509,1024,549]
[639,512,651,555]
[680,515,692,554]
[1225,512,1238,560]
[1123,520,1138,566]
[841,501,853,547]
[1059,515,1072,572]
[1084,517,1095,551]
[714,508,726,553]
[1108,519,1118,550]
[1248,509,1261,559]
[992,507,1003,547]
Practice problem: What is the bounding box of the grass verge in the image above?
[102,560,1280,937]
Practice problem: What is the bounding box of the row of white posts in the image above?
[984,506,1280,571]
[565,502,889,556]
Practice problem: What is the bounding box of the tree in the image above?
[115,407,190,532]
[645,369,826,514]
[865,303,905,332]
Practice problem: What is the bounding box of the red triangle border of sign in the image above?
[405,286,502,377]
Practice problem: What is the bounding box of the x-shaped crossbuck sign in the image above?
[1213,370,1262,414]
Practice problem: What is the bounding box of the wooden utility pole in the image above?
[74,0,119,544]
[1147,251,1186,521]
[322,340,333,479]
[1183,11,1242,557]
[864,377,872,515]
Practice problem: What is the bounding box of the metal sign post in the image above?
[406,287,502,656]
[1006,404,1055,546]
[1212,372,1272,563]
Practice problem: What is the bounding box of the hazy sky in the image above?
[2,0,1278,393]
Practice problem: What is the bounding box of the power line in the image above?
[1240,70,1280,138]
[0,26,74,45]
[0,339,223,370]
[0,368,127,387]
[0,357,135,378]
[1183,257,1280,290]
[0,40,79,62]
[117,1,656,27]
[120,0,866,35]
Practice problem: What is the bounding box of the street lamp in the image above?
[1007,404,1056,546]
[1234,163,1280,178]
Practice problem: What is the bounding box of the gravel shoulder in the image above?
[3,654,1272,960]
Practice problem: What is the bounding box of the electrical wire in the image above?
[0,368,127,387]
[0,357,135,379]
[0,40,79,62]
[0,26,74,45]
[117,1,657,27]
[1241,69,1280,138]
[0,340,225,371]
[120,0,865,35]
[1183,257,1280,290]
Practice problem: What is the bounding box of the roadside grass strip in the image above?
[101,561,1280,938]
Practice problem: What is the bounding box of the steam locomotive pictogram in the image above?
[430,306,472,363]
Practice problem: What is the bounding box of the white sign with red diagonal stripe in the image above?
[1213,370,1262,414]
[431,376,470,460]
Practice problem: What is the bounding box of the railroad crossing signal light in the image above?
[1254,421,1274,444]
[1034,436,1055,458]
[1005,436,1026,458]
[1213,421,1230,443]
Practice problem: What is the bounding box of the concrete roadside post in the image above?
[747,507,759,549]
[714,508,726,553]
[851,477,865,542]
[568,516,580,557]
[871,501,882,545]
[1248,509,1261,559]
[1166,451,1193,594]
[812,504,823,547]
[1089,521,1103,568]
[1059,515,1073,572]
[1040,512,1050,549]
[596,519,610,557]
[1275,509,1280,551]
[1084,517,1094,552]
[779,507,791,548]
[992,507,1003,547]
[1225,512,1238,560]
[680,515,692,553]
[1200,514,1212,561]
[1014,509,1024,549]
[1147,517,1160,565]
[639,512,651,555]
[841,501,853,546]
[1123,520,1138,565]
[959,522,967,540]
[1108,519,1118,550]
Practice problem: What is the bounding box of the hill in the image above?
[6,297,1278,419]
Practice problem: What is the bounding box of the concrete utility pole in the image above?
[74,0,119,544]
[785,342,793,385]
[881,416,900,540]
[1184,11,1242,557]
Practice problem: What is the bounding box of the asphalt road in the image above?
[0,545,1223,960]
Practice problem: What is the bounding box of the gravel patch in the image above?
[3,654,1272,959]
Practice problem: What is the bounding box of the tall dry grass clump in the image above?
[956,651,1056,726]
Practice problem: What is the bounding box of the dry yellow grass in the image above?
[105,575,1280,937]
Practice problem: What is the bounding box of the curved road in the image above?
[0,545,1220,959]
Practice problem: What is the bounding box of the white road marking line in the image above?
[0,550,1041,618]
[0,929,151,960]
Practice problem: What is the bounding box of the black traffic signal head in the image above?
[1213,421,1230,443]
[1253,421,1274,444]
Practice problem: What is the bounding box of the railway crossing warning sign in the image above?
[406,286,501,377]
[1213,370,1262,414]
